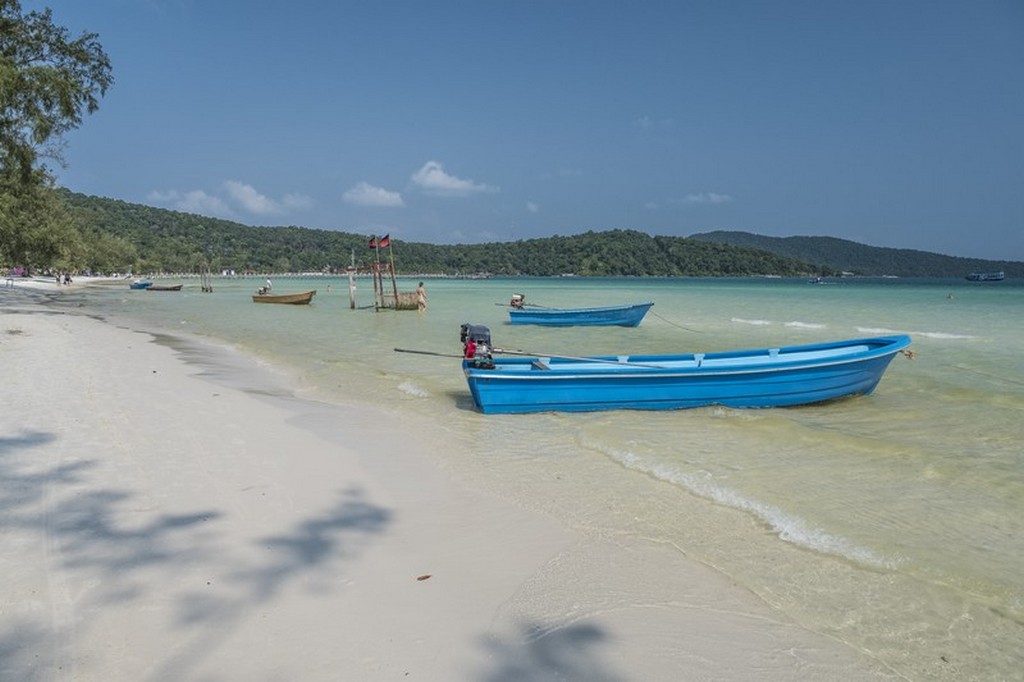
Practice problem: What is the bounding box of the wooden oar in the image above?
[492,347,665,369]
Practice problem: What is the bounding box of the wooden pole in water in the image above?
[348,269,356,309]
[387,240,399,305]
[370,236,383,310]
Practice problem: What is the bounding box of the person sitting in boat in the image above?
[257,285,269,295]
[510,293,525,308]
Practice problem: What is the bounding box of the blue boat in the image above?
[508,301,653,327]
[128,279,153,290]
[459,325,911,414]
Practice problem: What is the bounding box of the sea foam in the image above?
[609,446,897,570]
[397,381,429,398]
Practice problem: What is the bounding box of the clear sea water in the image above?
[55,275,1024,679]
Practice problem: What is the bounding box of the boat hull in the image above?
[252,290,316,304]
[463,335,911,414]
[508,302,653,327]
[128,280,153,290]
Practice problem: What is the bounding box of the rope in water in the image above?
[649,310,702,333]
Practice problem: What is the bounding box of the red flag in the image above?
[378,234,390,249]
[368,236,377,249]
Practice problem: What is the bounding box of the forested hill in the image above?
[60,191,814,277]
[60,190,1016,278]
[689,231,1022,278]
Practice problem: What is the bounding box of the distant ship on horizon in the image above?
[966,271,1005,282]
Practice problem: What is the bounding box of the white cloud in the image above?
[148,182,313,219]
[223,180,281,215]
[343,181,404,207]
[411,161,497,196]
[682,192,733,205]
[148,189,233,217]
[146,190,176,203]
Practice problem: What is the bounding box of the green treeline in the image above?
[58,190,818,277]
[55,191,1023,278]
[690,231,1024,279]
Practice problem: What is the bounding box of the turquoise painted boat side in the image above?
[463,335,911,414]
[508,302,654,327]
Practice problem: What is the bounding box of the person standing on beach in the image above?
[416,282,427,311]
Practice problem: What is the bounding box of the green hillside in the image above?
[59,191,815,277]
[689,231,1022,278]
[55,191,1018,278]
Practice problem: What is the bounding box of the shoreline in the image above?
[0,287,895,680]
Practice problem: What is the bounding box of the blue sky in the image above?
[28,0,1024,260]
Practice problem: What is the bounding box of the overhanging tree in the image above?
[0,0,112,269]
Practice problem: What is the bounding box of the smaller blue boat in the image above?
[129,279,153,290]
[508,300,653,327]
[459,324,912,414]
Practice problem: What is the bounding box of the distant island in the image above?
[687,231,1021,279]
[61,190,1019,279]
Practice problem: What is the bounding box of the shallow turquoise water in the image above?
[59,274,1024,678]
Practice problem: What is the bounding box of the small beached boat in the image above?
[965,271,1004,282]
[128,279,153,290]
[146,284,183,291]
[508,301,653,327]
[458,324,911,414]
[251,289,316,305]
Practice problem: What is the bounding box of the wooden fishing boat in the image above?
[508,301,653,327]
[146,284,183,291]
[128,279,153,290]
[459,325,911,414]
[251,289,316,305]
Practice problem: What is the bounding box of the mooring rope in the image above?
[649,310,702,333]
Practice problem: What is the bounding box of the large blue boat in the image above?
[508,301,653,327]
[460,325,911,414]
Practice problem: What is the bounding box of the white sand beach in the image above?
[1,287,895,680]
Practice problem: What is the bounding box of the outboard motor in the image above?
[460,323,494,369]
